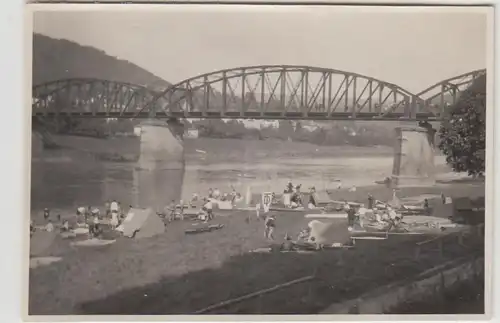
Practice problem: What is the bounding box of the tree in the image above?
[438,74,486,177]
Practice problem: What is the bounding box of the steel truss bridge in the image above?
[32,66,486,121]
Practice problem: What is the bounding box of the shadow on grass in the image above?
[77,235,471,315]
[386,274,485,314]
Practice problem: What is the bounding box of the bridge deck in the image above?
[32,111,440,121]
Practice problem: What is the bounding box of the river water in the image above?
[30,158,390,214]
[30,138,447,214]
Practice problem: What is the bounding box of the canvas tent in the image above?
[308,220,351,245]
[116,207,165,239]
[313,191,332,206]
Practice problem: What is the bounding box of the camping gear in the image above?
[262,192,273,212]
[313,191,334,206]
[116,207,165,239]
[185,224,224,234]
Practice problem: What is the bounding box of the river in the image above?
[30,137,448,214]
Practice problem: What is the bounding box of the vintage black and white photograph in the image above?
[27,4,491,317]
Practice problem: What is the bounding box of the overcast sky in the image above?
[32,5,489,93]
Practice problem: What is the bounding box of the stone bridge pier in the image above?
[391,123,436,187]
[134,119,185,211]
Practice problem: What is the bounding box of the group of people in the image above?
[30,199,128,239]
[342,193,405,232]
[284,181,303,208]
[75,200,125,236]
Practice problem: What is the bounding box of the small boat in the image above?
[269,207,305,212]
[185,224,224,234]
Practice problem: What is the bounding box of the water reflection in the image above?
[31,155,393,213]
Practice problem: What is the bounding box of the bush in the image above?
[438,74,486,177]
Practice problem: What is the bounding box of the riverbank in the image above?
[28,181,484,315]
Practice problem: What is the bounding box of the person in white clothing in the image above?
[110,200,120,223]
[110,211,119,230]
[45,221,54,232]
[110,200,119,213]
[255,203,261,220]
[357,207,367,228]
[202,198,213,222]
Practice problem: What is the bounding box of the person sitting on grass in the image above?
[264,213,276,240]
[61,219,70,232]
[45,220,54,233]
[280,233,295,251]
[176,200,185,221]
[166,200,176,221]
[297,227,311,242]
[384,207,406,232]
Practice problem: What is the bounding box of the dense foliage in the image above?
[438,74,486,177]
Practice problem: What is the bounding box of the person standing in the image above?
[110,210,119,230]
[104,200,111,217]
[367,194,375,209]
[92,214,100,238]
[43,208,50,221]
[110,199,119,223]
[264,213,276,240]
[202,198,214,222]
[345,203,356,231]
[424,199,431,216]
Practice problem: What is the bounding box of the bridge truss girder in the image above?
[139,65,426,120]
[415,69,486,117]
[32,78,165,117]
[31,67,486,121]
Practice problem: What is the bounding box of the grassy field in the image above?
[28,182,484,315]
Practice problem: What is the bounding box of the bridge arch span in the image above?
[415,69,486,117]
[140,65,420,120]
[32,78,182,117]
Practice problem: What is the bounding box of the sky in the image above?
[32,5,489,93]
